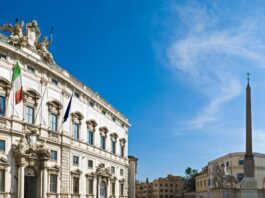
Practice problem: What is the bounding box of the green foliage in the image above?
[184,167,200,192]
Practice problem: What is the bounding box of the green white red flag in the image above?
[12,62,23,105]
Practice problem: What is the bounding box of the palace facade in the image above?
[0,20,136,198]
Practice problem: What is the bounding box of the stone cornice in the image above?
[0,38,131,128]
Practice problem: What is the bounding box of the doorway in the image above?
[100,181,107,198]
[24,167,37,198]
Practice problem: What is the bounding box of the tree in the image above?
[184,167,200,192]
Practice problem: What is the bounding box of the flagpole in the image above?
[34,85,47,124]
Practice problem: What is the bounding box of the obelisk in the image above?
[241,73,257,189]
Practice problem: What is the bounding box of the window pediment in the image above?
[119,178,126,183]
[23,88,41,104]
[99,127,109,136]
[119,138,126,146]
[71,168,82,176]
[86,119,97,131]
[48,164,60,172]
[85,172,95,178]
[0,156,9,166]
[47,99,63,113]
[110,133,118,141]
[0,76,11,96]
[71,111,84,122]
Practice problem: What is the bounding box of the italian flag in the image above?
[12,62,23,105]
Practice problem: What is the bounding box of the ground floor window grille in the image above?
[88,178,93,194]
[0,169,5,192]
[73,177,79,194]
[50,174,57,193]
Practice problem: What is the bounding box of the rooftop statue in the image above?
[25,20,41,49]
[0,19,26,46]
[36,33,55,64]
[0,19,55,64]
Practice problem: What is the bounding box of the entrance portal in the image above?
[24,167,37,198]
[100,181,107,198]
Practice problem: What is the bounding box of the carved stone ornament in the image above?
[13,129,50,159]
[0,19,55,64]
[96,163,112,178]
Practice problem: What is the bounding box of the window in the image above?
[100,135,106,150]
[73,156,79,166]
[50,174,57,193]
[88,178,93,194]
[120,183,124,196]
[0,96,5,117]
[50,150,57,161]
[111,166,115,174]
[112,117,116,122]
[120,169,124,176]
[74,92,80,98]
[102,110,106,115]
[0,140,5,152]
[73,123,79,140]
[0,169,5,192]
[221,163,225,168]
[237,173,244,182]
[0,54,6,60]
[88,160,93,169]
[112,182,115,195]
[112,140,116,154]
[208,179,211,186]
[25,105,34,124]
[120,145,125,157]
[226,161,229,167]
[238,160,244,165]
[51,78,58,86]
[89,101,94,107]
[88,130,93,145]
[73,177,79,194]
[50,113,58,132]
[27,66,35,74]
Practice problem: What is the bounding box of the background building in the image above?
[195,152,265,193]
[136,175,185,198]
[0,20,136,198]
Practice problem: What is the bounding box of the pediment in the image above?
[49,164,60,171]
[71,168,82,175]
[86,172,95,177]
[119,178,126,183]
[0,157,9,165]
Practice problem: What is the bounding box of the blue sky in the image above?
[2,0,265,181]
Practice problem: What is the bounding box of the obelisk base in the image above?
[240,177,258,189]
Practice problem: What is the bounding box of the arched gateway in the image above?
[13,129,50,198]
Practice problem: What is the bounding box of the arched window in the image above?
[71,111,84,140]
[47,99,63,132]
[23,88,40,124]
[86,119,97,145]
[99,127,109,150]
[0,77,11,117]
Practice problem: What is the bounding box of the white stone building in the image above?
[0,20,134,198]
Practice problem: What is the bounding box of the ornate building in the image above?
[0,20,135,198]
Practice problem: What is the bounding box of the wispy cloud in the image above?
[165,1,265,129]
